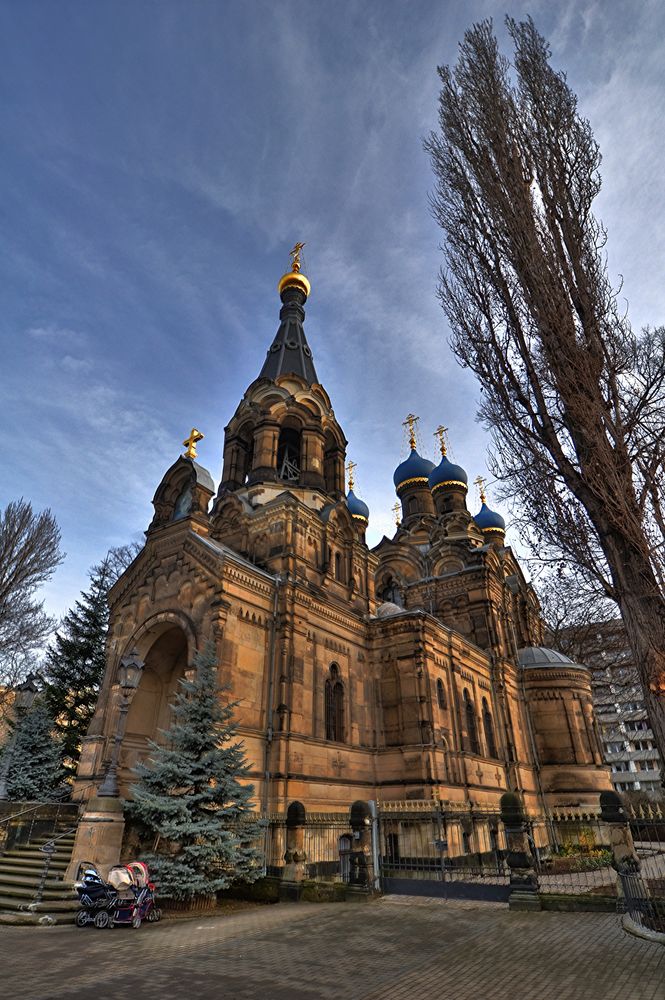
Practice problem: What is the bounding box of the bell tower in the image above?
[218,245,346,501]
[210,247,374,605]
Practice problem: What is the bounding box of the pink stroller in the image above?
[106,862,161,928]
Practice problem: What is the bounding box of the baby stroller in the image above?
[108,861,161,928]
[74,864,118,928]
[75,861,161,929]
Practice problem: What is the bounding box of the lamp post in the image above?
[97,650,144,798]
[0,674,40,800]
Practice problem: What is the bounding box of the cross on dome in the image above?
[402,413,419,450]
[183,428,204,460]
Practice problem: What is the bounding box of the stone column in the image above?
[281,800,307,895]
[500,791,541,910]
[348,801,374,889]
[65,796,126,881]
[599,791,640,872]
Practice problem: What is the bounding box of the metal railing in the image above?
[32,826,79,905]
[618,862,665,934]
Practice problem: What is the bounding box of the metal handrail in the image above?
[32,826,79,906]
[0,782,97,856]
[0,793,72,829]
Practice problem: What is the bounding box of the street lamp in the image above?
[97,650,144,798]
[0,674,40,799]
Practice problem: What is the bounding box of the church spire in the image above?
[258,244,318,384]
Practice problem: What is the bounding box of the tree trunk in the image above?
[602,532,665,772]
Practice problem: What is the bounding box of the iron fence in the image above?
[377,801,510,891]
[262,813,355,882]
[535,810,618,898]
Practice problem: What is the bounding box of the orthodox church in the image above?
[74,248,611,822]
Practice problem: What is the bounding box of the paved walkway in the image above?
[0,896,663,1000]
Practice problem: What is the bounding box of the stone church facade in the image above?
[74,255,611,827]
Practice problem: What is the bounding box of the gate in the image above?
[376,801,511,902]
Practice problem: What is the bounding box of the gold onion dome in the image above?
[278,241,311,300]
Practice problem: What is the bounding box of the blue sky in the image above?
[1,0,664,621]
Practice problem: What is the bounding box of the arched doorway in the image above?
[119,624,190,794]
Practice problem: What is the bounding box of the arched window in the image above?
[277,426,301,481]
[482,697,498,758]
[325,665,345,742]
[242,434,255,484]
[407,495,418,515]
[334,551,343,582]
[173,481,192,520]
[378,576,403,607]
[464,688,480,755]
[235,423,255,485]
[437,679,447,710]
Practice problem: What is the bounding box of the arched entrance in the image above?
[119,623,191,794]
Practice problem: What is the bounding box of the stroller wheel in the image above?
[155,908,162,921]
[131,914,142,929]
[94,911,110,929]
[147,908,156,922]
[75,910,90,928]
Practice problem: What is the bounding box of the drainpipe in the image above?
[262,574,282,814]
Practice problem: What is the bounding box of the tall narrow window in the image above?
[482,697,497,758]
[334,552,343,582]
[277,427,301,481]
[325,664,345,742]
[464,688,480,755]
[437,679,447,710]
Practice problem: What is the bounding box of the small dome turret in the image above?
[393,448,435,491]
[428,454,468,494]
[474,501,506,536]
[429,426,468,516]
[346,488,369,524]
[345,461,369,533]
[472,477,505,541]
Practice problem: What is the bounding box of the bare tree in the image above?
[0,499,63,712]
[425,17,665,761]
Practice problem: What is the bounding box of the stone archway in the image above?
[118,622,192,794]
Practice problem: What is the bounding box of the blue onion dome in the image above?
[346,488,369,523]
[474,501,506,535]
[428,454,468,495]
[393,448,435,491]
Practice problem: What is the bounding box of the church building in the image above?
[74,248,611,825]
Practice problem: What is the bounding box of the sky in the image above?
[1,0,664,622]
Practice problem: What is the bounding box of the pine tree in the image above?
[42,544,139,774]
[128,644,263,901]
[1,698,65,801]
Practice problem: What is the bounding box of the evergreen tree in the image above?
[128,644,263,901]
[42,544,139,774]
[1,697,65,801]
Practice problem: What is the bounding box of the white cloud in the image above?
[27,324,87,349]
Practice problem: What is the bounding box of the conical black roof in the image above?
[258,285,318,384]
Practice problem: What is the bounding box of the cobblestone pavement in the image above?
[1,896,663,1000]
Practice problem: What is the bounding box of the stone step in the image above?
[0,872,74,890]
[0,894,79,913]
[0,882,76,901]
[0,858,69,873]
[0,910,78,926]
[2,848,75,862]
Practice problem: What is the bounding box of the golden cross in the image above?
[346,460,357,491]
[183,427,204,460]
[434,425,449,456]
[402,413,419,451]
[474,475,487,504]
[289,242,306,273]
[392,501,401,527]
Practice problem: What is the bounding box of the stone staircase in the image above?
[0,820,80,925]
